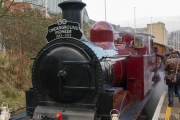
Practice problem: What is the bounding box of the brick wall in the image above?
[4,0,31,12]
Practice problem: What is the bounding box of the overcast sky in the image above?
[82,0,180,32]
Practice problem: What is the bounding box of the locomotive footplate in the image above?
[120,82,156,120]
[11,112,29,120]
[32,106,95,120]
[96,87,132,120]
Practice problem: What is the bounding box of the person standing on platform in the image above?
[164,51,180,107]
[163,47,179,97]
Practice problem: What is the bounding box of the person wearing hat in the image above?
[163,47,173,65]
[164,50,180,107]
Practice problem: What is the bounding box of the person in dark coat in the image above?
[163,47,178,97]
[164,51,180,107]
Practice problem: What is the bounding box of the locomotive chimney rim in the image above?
[58,1,86,31]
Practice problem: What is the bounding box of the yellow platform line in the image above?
[165,106,172,120]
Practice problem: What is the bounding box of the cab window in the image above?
[117,37,122,44]
[134,35,144,48]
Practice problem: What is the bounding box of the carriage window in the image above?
[114,33,119,40]
[114,34,122,44]
[117,37,122,44]
[150,38,154,53]
[151,38,154,48]
[134,35,144,48]
[150,39,154,46]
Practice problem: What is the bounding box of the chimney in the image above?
[58,1,86,31]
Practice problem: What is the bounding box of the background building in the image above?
[167,30,180,50]
[147,22,168,45]
[115,27,135,33]
[5,0,89,22]
[2,0,171,50]
[136,28,147,33]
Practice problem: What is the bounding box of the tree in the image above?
[0,0,14,18]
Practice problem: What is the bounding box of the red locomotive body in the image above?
[114,32,158,100]
[12,1,162,120]
[126,55,156,100]
[89,22,160,119]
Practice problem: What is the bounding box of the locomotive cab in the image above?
[114,32,161,100]
[114,33,155,55]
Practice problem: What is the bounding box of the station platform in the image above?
[152,91,180,120]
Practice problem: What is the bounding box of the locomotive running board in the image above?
[32,106,95,120]
[11,112,28,120]
[120,83,156,120]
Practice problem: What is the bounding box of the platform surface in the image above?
[152,91,180,120]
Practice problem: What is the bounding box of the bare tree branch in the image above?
[0,0,14,18]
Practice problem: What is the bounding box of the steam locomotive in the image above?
[13,1,162,120]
